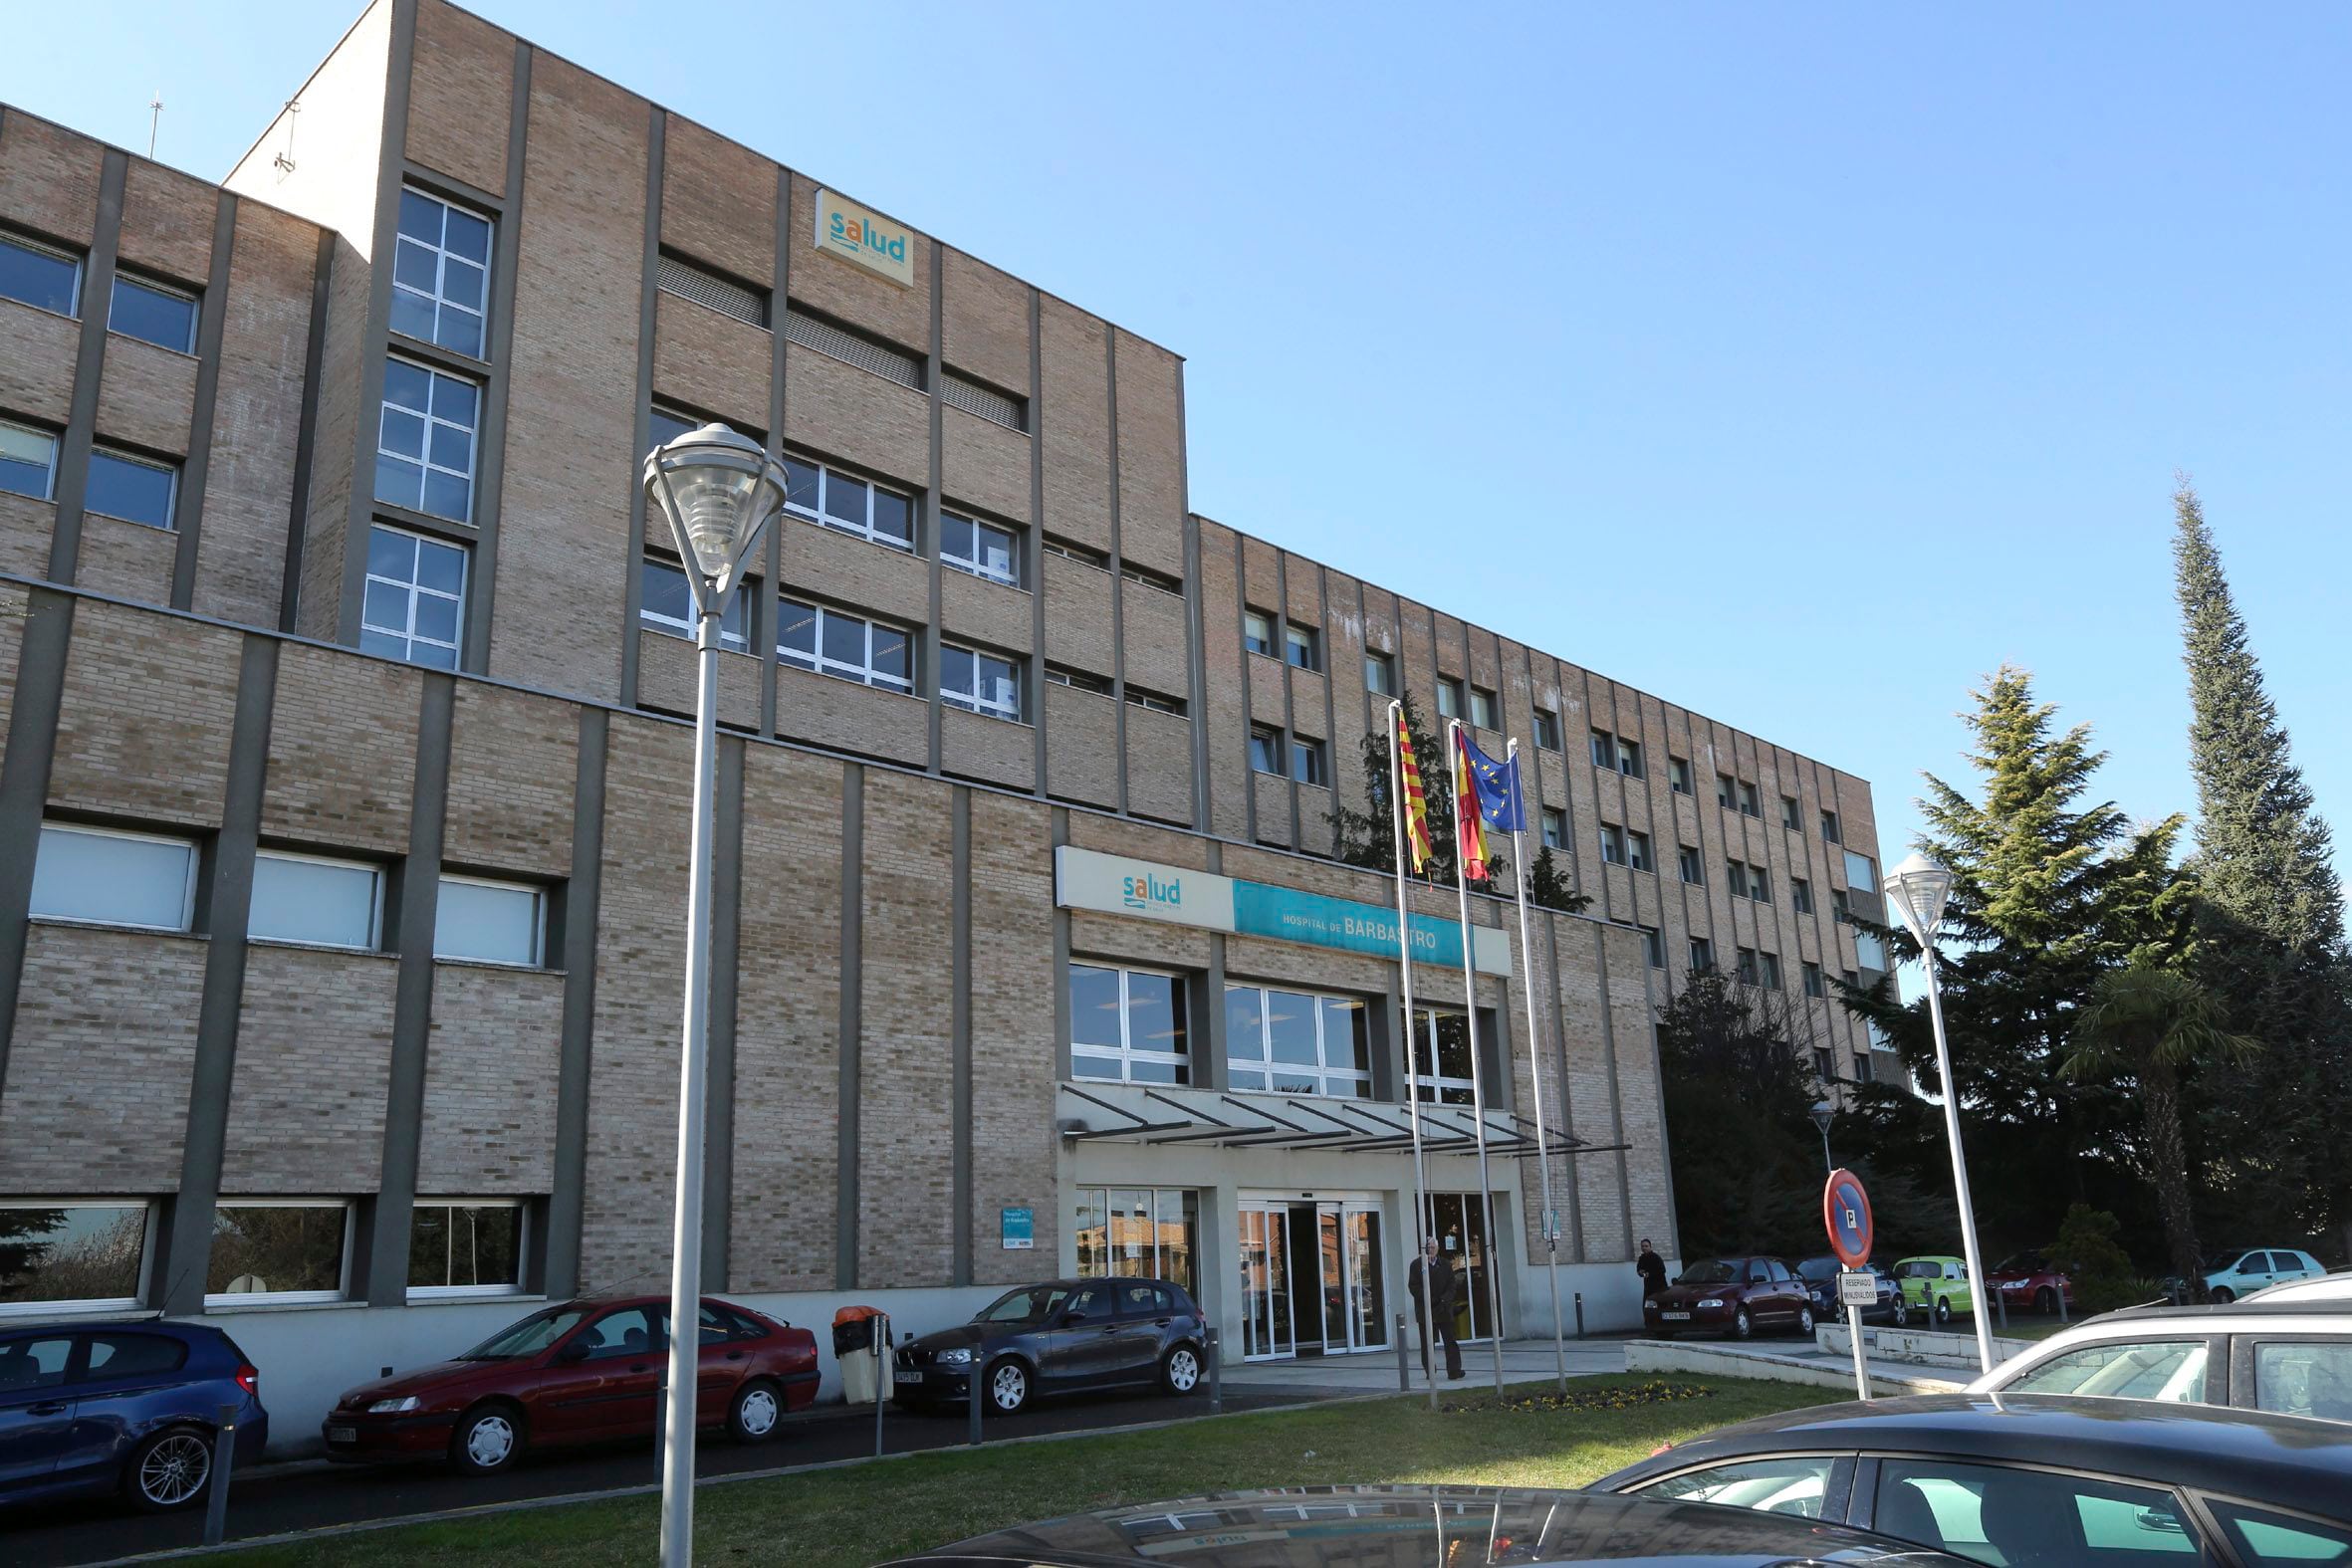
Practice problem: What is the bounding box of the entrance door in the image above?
[1427,1194,1499,1343]
[1345,1208,1388,1351]
[1239,1206,1294,1359]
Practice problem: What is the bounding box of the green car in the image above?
[1892,1255,1976,1326]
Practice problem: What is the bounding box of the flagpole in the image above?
[1386,700,1439,1412]
[1507,738,1569,1393]
[1449,719,1508,1396]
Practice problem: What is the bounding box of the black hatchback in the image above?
[895,1278,1206,1416]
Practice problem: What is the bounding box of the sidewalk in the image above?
[1223,1336,1630,1396]
[1623,1335,1967,1397]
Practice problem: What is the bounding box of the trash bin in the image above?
[833,1306,892,1404]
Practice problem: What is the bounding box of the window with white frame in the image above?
[110,274,199,352]
[1243,609,1275,657]
[0,419,59,501]
[31,823,196,931]
[941,643,1023,721]
[1533,707,1561,751]
[85,447,177,531]
[1044,536,1107,568]
[375,357,479,522]
[1364,650,1395,696]
[778,597,911,692]
[1068,964,1190,1084]
[1598,823,1626,866]
[407,1200,525,1296]
[1843,850,1878,896]
[941,508,1020,585]
[1592,730,1617,769]
[390,188,492,357]
[0,231,82,316]
[1126,684,1186,716]
[1820,809,1842,843]
[205,1201,352,1305]
[434,875,545,967]
[1249,726,1282,775]
[638,558,750,652]
[1738,781,1762,816]
[1407,1007,1479,1106]
[1781,794,1802,830]
[1717,773,1736,808]
[1436,678,1464,720]
[1121,561,1182,594]
[0,1200,152,1312]
[1226,986,1370,1096]
[1539,807,1565,850]
[1469,687,1498,729]
[1617,738,1645,778]
[1854,926,1889,972]
[1749,864,1770,901]
[1290,737,1326,786]
[1285,622,1320,672]
[1678,845,1704,884]
[1626,829,1653,872]
[1073,1187,1200,1299]
[360,524,467,669]
[783,455,912,550]
[249,851,382,950]
[1046,664,1110,696]
[1668,756,1693,794]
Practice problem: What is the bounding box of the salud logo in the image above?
[1122,869,1182,913]
[814,188,914,289]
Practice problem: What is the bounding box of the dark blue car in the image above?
[1794,1256,1911,1326]
[0,1320,268,1512]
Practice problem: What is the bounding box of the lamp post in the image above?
[642,425,788,1568]
[1882,851,1995,1375]
[1809,1100,1835,1176]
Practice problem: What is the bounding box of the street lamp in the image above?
[642,424,788,1568]
[1882,851,1995,1374]
[1809,1099,1835,1176]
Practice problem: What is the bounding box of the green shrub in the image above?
[2054,1205,2146,1312]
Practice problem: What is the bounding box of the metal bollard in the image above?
[873,1313,888,1458]
[967,1331,985,1447]
[202,1403,238,1547]
[653,1380,665,1472]
[1997,1290,2008,1332]
[2058,1287,2068,1323]
[1573,1292,1585,1340]
[1395,1314,1411,1391]
[1207,1325,1222,1415]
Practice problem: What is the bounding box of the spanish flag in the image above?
[1393,704,1435,872]
[1453,726,1491,879]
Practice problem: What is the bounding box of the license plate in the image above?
[896,1369,921,1382]
[328,1426,355,1443]
[1661,1311,1691,1321]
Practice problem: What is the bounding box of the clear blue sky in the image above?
[15,2,2350,898]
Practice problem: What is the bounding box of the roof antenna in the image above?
[147,93,162,160]
[273,100,300,175]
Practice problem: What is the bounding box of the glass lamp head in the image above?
[1882,851,1954,947]
[641,423,787,615]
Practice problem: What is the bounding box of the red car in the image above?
[1642,1256,1816,1340]
[1987,1251,2075,1315]
[322,1294,819,1474]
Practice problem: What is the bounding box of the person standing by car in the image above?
[1409,1236,1465,1381]
[1637,1238,1669,1302]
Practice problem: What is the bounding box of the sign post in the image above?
[1823,1168,1876,1402]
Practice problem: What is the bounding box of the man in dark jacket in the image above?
[1637,1237,1669,1301]
[1408,1235,1466,1380]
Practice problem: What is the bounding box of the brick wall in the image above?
[220,945,398,1194]
[417,962,562,1193]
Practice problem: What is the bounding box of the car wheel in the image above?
[728,1378,783,1445]
[1891,1295,1910,1327]
[2211,1286,2234,1304]
[984,1358,1030,1416]
[1732,1306,1755,1340]
[1796,1303,1816,1336]
[1933,1294,1952,1327]
[2034,1286,2058,1315]
[125,1427,213,1513]
[1162,1344,1203,1396]
[450,1403,524,1475]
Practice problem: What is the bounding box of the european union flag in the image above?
[1458,733,1525,834]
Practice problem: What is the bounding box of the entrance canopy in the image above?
[1057,1081,1623,1162]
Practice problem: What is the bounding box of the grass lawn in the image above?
[216,1374,1845,1567]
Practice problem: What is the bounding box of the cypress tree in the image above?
[2173,481,2352,1251]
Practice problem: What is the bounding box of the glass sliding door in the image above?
[1316,1209,1349,1350]
[1427,1192,1499,1343]
[1239,1205,1294,1359]
[1345,1208,1387,1351]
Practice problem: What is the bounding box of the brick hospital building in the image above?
[0,0,1899,1445]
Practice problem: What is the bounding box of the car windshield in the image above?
[2203,1250,2248,1271]
[1996,1252,2043,1273]
[1677,1260,1739,1285]
[974,1285,1072,1323]
[458,1306,588,1360]
[1795,1259,1839,1281]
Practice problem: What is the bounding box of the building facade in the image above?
[0,0,1899,1449]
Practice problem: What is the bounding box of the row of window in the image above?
[1043,665,1188,716]
[2,228,200,351]
[31,822,547,967]
[1067,965,1484,1104]
[0,420,180,529]
[0,1198,526,1315]
[1590,730,1645,777]
[1249,725,1327,785]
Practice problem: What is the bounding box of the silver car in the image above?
[1970,1299,2352,1425]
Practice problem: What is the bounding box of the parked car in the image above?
[877,1484,1981,1565]
[1640,1256,1815,1340]
[1594,1393,2352,1562]
[1969,1299,2352,1423]
[1890,1255,1975,1326]
[2248,1270,2352,1306]
[1985,1249,2074,1315]
[893,1277,1206,1417]
[0,1319,268,1514]
[1794,1256,1910,1327]
[2169,1246,2329,1303]
[322,1294,818,1474]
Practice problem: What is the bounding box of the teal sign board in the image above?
[1000,1207,1034,1250]
[1233,881,1472,971]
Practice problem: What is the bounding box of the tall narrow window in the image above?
[375,357,479,522]
[941,643,1023,721]
[1678,845,1704,884]
[1844,850,1879,894]
[1593,731,1619,770]
[1364,650,1395,696]
[110,274,198,352]
[1792,877,1814,915]
[1738,781,1762,817]
[1759,952,1782,990]
[390,188,492,356]
[639,559,750,651]
[1285,622,1321,672]
[779,598,911,692]
[1249,726,1283,775]
[1598,824,1626,866]
[1802,961,1825,999]
[1640,925,1665,968]
[1736,947,1760,985]
[1669,756,1693,794]
[1781,794,1802,830]
[1726,861,1751,899]
[1749,865,1770,902]
[1469,687,1498,729]
[1540,807,1565,850]
[360,524,467,669]
[1617,739,1645,779]
[1436,679,1464,720]
[1689,937,1714,971]
[1068,964,1190,1084]
[1532,707,1561,750]
[1243,609,1275,657]
[1626,830,1653,872]
[1821,809,1842,843]
[0,420,60,501]
[1290,737,1327,786]
[85,448,177,531]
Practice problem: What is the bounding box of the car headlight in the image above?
[367,1396,420,1414]
[1697,1298,1724,1309]
[935,1348,972,1366]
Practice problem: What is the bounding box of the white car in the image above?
[1970,1300,2352,1425]
[2246,1269,2352,1306]
[2172,1246,2329,1302]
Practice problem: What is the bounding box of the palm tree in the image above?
[2062,961,2257,1298]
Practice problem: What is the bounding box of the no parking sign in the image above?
[1823,1168,1873,1268]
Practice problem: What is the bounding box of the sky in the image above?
[10,2,2349,904]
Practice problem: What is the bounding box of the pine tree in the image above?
[1326,689,1507,887]
[1655,967,1821,1255]
[2173,481,2352,1251]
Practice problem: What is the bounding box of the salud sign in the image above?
[1823,1167,1874,1269]
[814,188,914,288]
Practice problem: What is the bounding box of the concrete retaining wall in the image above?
[1624,1337,1961,1397]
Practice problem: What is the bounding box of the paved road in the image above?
[9,1385,1325,1567]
